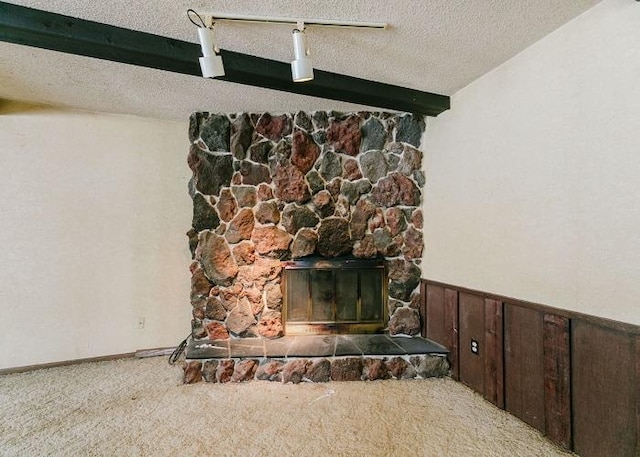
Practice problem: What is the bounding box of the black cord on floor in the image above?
[168,333,191,365]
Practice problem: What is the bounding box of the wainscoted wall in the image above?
[422,279,639,457]
[187,111,426,341]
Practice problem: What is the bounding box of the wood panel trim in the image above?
[543,314,572,450]
[484,299,504,408]
[423,279,640,335]
[0,352,136,375]
[445,288,459,380]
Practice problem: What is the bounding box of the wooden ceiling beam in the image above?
[0,2,450,116]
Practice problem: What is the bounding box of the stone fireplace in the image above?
[187,110,425,342]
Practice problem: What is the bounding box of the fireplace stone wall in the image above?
[187,111,426,340]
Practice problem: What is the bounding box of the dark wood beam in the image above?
[0,2,450,116]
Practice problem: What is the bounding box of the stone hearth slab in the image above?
[186,335,447,359]
[229,339,265,358]
[391,336,448,355]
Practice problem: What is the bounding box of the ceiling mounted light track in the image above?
[192,12,387,82]
[189,9,225,78]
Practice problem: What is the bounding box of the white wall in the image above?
[0,103,192,369]
[422,0,640,325]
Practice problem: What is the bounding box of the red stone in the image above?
[190,262,212,298]
[182,361,202,384]
[402,226,423,260]
[216,189,238,222]
[363,358,390,381]
[258,310,284,338]
[255,113,292,141]
[411,209,423,229]
[368,208,386,232]
[291,130,321,174]
[195,232,238,286]
[205,296,226,321]
[273,163,310,203]
[216,359,235,383]
[331,358,363,381]
[386,357,415,379]
[388,307,421,336]
[231,359,258,382]
[327,115,361,156]
[371,172,421,207]
[353,235,377,258]
[342,158,363,180]
[255,201,280,225]
[226,298,256,335]
[265,283,283,310]
[205,321,229,340]
[255,360,284,381]
[232,241,256,266]
[225,208,255,244]
[282,359,309,384]
[385,208,407,236]
[311,190,335,219]
[252,226,293,256]
[257,183,274,201]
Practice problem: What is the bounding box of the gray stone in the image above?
[388,307,421,336]
[200,114,230,152]
[239,161,271,185]
[312,131,327,145]
[195,231,238,286]
[331,358,363,381]
[319,151,342,181]
[191,318,207,339]
[373,228,402,257]
[359,150,388,183]
[395,114,425,147]
[226,298,257,335]
[306,170,325,195]
[350,198,376,241]
[334,195,351,219]
[340,179,372,205]
[205,296,227,321]
[398,144,423,176]
[225,208,255,244]
[360,117,386,152]
[192,193,220,233]
[306,359,331,382]
[281,204,320,234]
[268,140,292,175]
[202,360,219,382]
[187,228,199,259]
[326,178,342,199]
[248,140,273,164]
[388,259,421,301]
[312,111,328,129]
[291,228,318,258]
[413,170,426,187]
[230,113,253,160]
[231,186,257,208]
[294,111,313,132]
[317,217,351,257]
[410,355,450,378]
[385,152,401,172]
[265,283,283,310]
[188,112,206,143]
[254,201,280,225]
[187,145,233,196]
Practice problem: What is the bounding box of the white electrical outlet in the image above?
[136,317,145,329]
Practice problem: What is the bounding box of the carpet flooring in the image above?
[0,356,576,456]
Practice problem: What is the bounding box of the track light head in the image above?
[291,28,313,83]
[197,26,225,78]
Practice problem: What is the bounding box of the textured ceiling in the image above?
[1,0,601,121]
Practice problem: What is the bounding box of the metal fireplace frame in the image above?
[282,256,388,335]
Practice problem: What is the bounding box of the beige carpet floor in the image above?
[0,356,576,457]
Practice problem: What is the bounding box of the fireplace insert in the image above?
[282,257,387,335]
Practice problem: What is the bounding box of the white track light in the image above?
[291,28,313,83]
[197,27,225,78]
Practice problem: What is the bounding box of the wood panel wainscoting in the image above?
[421,279,640,457]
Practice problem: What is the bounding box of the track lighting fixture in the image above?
[188,10,388,83]
[189,9,225,78]
[291,25,313,83]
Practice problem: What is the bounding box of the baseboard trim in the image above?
[0,352,136,376]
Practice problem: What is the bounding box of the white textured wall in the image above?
[422,0,640,325]
[0,104,192,369]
